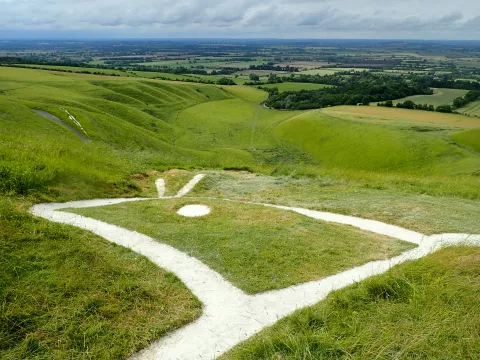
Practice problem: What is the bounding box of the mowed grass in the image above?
[261,83,333,93]
[392,88,468,107]
[67,198,415,294]
[222,246,480,360]
[0,198,201,360]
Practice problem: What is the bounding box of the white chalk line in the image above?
[29,174,480,360]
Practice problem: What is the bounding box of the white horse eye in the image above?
[177,204,211,217]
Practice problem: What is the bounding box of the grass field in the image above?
[222,246,480,360]
[67,198,414,294]
[459,100,480,116]
[391,88,468,106]
[0,198,201,360]
[450,128,480,152]
[261,83,333,92]
[273,109,480,176]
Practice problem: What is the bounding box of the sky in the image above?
[0,0,479,40]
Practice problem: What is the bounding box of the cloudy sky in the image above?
[0,0,479,39]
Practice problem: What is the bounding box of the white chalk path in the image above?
[29,174,480,360]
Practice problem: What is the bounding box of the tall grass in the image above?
[0,198,201,359]
[223,246,480,359]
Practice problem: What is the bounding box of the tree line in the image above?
[265,73,433,110]
[378,89,480,114]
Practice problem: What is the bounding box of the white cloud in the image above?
[0,0,479,39]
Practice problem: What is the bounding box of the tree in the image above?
[249,74,260,82]
[268,73,278,83]
[436,104,453,113]
[385,100,393,107]
[216,78,236,86]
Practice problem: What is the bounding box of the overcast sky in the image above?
[0,0,479,39]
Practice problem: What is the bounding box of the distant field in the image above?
[324,105,480,128]
[392,88,468,106]
[261,82,333,92]
[7,64,247,84]
[459,100,480,116]
[299,68,364,75]
[16,63,132,76]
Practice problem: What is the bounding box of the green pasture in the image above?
[459,100,480,116]
[67,198,414,294]
[392,88,468,106]
[273,109,480,176]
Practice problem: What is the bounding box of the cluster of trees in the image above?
[377,100,455,113]
[265,73,432,110]
[216,78,236,85]
[377,100,435,111]
[411,75,480,91]
[249,63,299,72]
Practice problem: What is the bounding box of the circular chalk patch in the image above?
[177,204,211,217]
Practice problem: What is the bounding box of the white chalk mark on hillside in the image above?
[29,174,480,360]
[155,179,165,198]
[61,107,87,135]
[174,174,205,198]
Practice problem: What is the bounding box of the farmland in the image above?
[459,99,480,116]
[1,38,480,360]
[391,88,469,107]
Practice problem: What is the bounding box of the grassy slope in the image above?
[450,128,480,152]
[459,99,480,116]
[222,246,480,360]
[67,198,414,294]
[0,198,201,360]
[392,88,468,106]
[0,67,254,198]
[1,66,479,357]
[273,109,480,175]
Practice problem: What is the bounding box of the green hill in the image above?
[1,66,480,359]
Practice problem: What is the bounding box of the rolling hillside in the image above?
[1,66,480,359]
